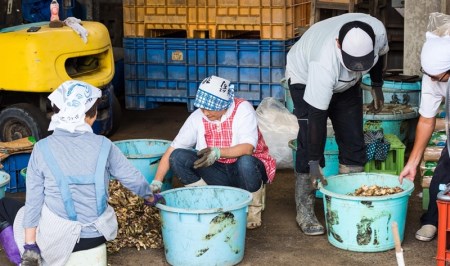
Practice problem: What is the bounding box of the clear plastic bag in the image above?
[427,12,450,36]
[256,97,299,169]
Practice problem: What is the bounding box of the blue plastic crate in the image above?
[2,153,30,193]
[124,37,296,111]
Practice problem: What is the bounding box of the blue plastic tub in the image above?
[289,138,339,198]
[363,104,419,143]
[361,74,421,106]
[319,173,414,252]
[0,172,10,199]
[157,186,252,266]
[113,139,173,191]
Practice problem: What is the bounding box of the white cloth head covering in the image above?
[193,75,234,111]
[421,32,450,75]
[48,80,102,133]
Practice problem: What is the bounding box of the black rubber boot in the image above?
[295,172,325,235]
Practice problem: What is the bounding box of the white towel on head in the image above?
[421,32,450,75]
[48,80,102,133]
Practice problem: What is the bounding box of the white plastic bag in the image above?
[427,12,450,36]
[256,97,299,169]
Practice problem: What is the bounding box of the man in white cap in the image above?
[0,80,164,266]
[399,32,450,242]
[152,75,276,229]
[285,13,389,236]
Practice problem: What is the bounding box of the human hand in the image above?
[21,243,41,266]
[367,86,384,113]
[308,160,328,189]
[144,194,166,207]
[398,164,416,184]
[193,147,220,169]
[150,180,163,193]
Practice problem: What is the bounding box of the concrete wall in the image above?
[403,0,448,75]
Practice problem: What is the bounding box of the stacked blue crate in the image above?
[124,37,296,111]
[2,153,30,193]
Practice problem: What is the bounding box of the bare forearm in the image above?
[154,147,174,182]
[407,116,435,167]
[25,227,37,244]
[219,143,254,158]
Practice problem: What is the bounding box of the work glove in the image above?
[144,194,166,207]
[308,160,328,189]
[367,86,384,113]
[150,180,163,193]
[193,147,220,169]
[21,243,42,266]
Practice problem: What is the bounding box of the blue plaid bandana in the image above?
[193,76,234,111]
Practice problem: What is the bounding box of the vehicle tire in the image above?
[106,93,122,137]
[0,103,50,141]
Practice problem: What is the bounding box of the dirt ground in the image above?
[0,103,437,265]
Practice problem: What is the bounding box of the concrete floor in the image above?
[0,103,438,265]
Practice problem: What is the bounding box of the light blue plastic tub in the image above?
[0,171,10,199]
[157,186,252,266]
[361,74,421,106]
[289,137,339,198]
[113,139,173,191]
[319,173,414,252]
[281,78,294,113]
[363,104,418,142]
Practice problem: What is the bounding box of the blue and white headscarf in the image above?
[193,76,234,111]
[48,80,102,133]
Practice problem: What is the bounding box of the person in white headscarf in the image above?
[0,80,165,266]
[151,75,276,229]
[399,32,450,242]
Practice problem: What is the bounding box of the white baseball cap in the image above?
[339,21,376,71]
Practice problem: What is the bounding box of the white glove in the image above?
[64,17,88,43]
[150,180,163,193]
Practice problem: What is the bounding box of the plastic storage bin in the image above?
[288,136,339,176]
[157,186,252,266]
[124,37,296,111]
[113,139,173,191]
[289,136,339,198]
[423,188,429,210]
[436,192,450,266]
[0,172,10,199]
[363,104,418,143]
[123,0,311,39]
[364,134,405,175]
[361,73,422,106]
[319,173,414,252]
[2,153,31,193]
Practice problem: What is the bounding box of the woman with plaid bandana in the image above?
[151,75,276,229]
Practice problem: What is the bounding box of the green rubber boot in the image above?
[295,172,325,236]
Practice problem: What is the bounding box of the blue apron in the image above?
[39,138,111,221]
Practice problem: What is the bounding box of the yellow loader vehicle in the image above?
[0,21,121,141]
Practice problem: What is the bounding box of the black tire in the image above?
[0,103,50,141]
[105,93,122,137]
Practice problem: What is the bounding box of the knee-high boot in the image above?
[0,221,21,265]
[247,185,264,229]
[295,172,324,235]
